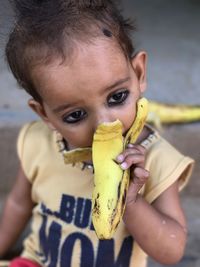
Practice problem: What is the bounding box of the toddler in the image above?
[0,1,194,267]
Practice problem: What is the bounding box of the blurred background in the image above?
[0,0,200,266]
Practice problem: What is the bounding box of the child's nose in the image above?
[93,112,116,131]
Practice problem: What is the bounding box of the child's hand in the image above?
[116,144,149,205]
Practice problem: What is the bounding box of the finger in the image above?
[120,153,145,170]
[130,176,145,188]
[116,147,145,163]
[131,167,149,183]
[127,143,146,154]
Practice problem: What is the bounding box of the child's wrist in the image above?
[123,194,143,223]
[126,192,141,207]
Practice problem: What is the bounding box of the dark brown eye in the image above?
[107,90,129,106]
[63,110,87,124]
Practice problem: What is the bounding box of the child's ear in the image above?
[131,51,147,93]
[28,99,56,130]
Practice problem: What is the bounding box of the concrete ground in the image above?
[0,0,200,266]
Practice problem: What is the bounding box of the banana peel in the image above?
[147,100,200,128]
[92,97,148,239]
[91,120,124,239]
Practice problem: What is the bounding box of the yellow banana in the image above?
[56,134,92,164]
[147,101,200,127]
[62,147,91,164]
[92,97,149,239]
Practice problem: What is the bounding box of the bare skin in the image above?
[0,166,34,256]
[120,145,187,264]
[0,39,187,264]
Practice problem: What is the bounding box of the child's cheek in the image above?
[62,126,93,149]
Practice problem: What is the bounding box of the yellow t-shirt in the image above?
[17,121,194,267]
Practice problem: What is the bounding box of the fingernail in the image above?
[127,143,134,148]
[121,162,128,170]
[117,154,124,162]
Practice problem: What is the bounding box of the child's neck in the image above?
[135,125,154,145]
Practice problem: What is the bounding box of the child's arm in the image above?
[118,145,187,265]
[124,182,186,265]
[0,165,34,257]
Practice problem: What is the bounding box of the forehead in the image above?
[32,39,131,101]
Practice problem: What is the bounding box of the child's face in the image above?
[30,39,147,149]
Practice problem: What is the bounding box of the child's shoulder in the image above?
[142,124,191,162]
[142,124,193,179]
[17,120,55,159]
[17,120,58,183]
[19,120,51,138]
[141,124,194,203]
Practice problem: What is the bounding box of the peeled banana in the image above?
[147,100,200,127]
[92,97,149,239]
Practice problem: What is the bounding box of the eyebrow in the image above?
[53,102,76,113]
[103,76,130,93]
[53,76,131,113]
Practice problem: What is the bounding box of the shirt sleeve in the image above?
[143,137,194,203]
[17,121,40,183]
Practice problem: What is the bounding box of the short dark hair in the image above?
[6,0,136,103]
